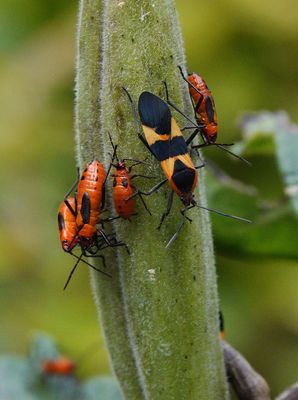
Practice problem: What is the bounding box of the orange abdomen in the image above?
[161,155,198,205]
[76,160,105,228]
[188,73,207,107]
[58,197,78,252]
[188,73,218,143]
[169,168,198,198]
[113,171,136,219]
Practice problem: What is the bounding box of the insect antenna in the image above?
[215,144,252,166]
[165,208,189,248]
[63,253,83,290]
[63,252,111,290]
[195,203,252,223]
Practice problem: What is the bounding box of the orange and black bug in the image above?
[58,196,78,253]
[123,88,250,247]
[75,160,106,249]
[42,357,75,376]
[61,160,129,289]
[58,198,111,290]
[64,160,128,250]
[175,66,250,165]
[108,135,151,219]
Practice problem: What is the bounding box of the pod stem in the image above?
[75,0,228,398]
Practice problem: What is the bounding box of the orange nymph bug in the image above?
[108,135,151,220]
[58,196,78,253]
[57,198,111,290]
[64,160,128,252]
[42,357,75,376]
[75,160,106,249]
[176,66,251,165]
[123,88,251,247]
[60,160,129,289]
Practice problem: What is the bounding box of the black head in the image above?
[180,191,195,207]
[116,160,126,170]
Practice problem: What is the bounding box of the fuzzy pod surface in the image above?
[75,0,228,399]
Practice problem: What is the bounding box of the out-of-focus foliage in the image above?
[238,112,298,213]
[0,334,122,400]
[0,0,297,398]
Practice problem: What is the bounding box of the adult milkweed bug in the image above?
[42,357,75,376]
[176,66,251,166]
[108,134,151,219]
[123,88,251,247]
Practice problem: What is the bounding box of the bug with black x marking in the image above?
[123,87,251,247]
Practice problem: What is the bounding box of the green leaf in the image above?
[275,120,298,214]
[82,377,122,400]
[206,173,298,258]
[238,111,298,215]
[0,356,38,400]
[235,112,290,156]
[28,332,60,374]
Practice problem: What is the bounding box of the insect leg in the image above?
[64,168,80,216]
[137,193,152,215]
[157,190,174,230]
[97,229,130,255]
[126,178,168,201]
[163,81,204,130]
[130,174,155,180]
[122,87,154,155]
[165,205,195,248]
[63,253,83,290]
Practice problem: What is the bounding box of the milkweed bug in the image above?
[58,196,78,253]
[123,88,251,247]
[75,160,106,248]
[108,134,151,219]
[58,199,112,290]
[60,159,129,289]
[64,160,129,253]
[176,66,251,166]
[42,357,75,376]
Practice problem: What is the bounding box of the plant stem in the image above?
[75,0,228,398]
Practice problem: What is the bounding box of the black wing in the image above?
[81,192,91,224]
[138,92,172,135]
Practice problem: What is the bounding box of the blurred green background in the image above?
[0,0,297,397]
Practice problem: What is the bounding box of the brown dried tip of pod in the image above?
[276,382,298,400]
[221,340,271,400]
